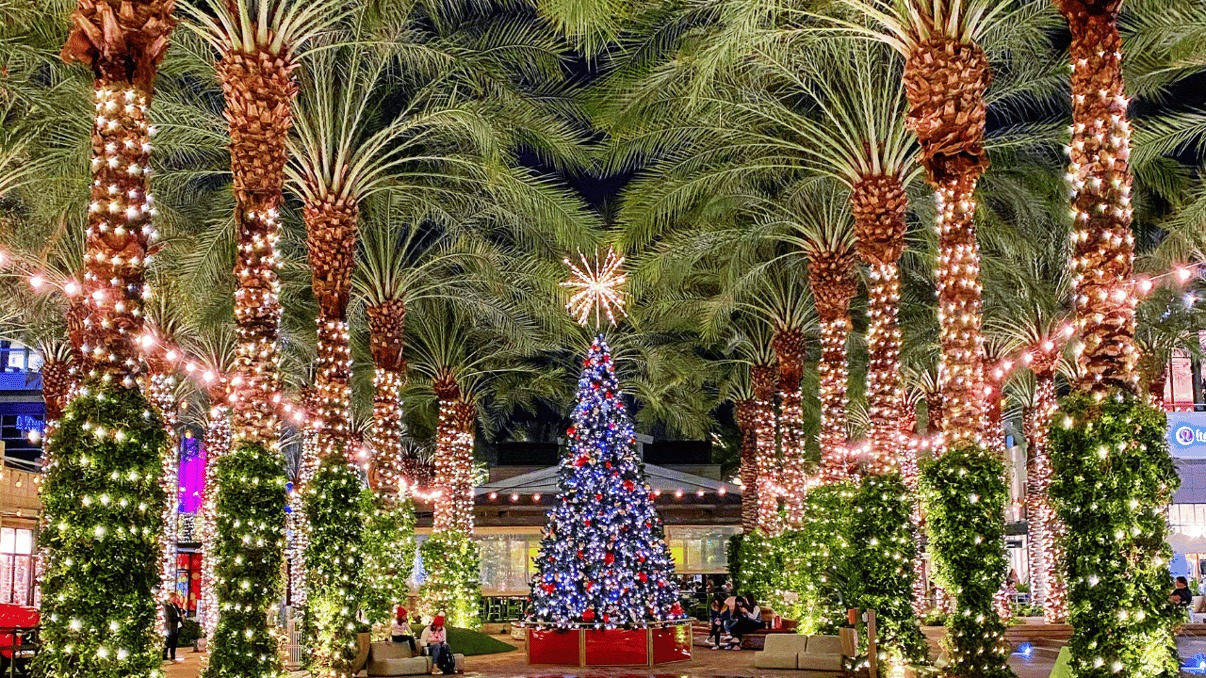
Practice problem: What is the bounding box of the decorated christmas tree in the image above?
[527,334,683,628]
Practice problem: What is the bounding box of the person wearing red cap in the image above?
[419,614,455,674]
[391,606,417,654]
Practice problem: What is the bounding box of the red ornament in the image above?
[543,584,554,594]
[576,550,583,558]
[584,519,590,527]
[603,613,610,622]
[594,493,603,501]
[576,455,590,467]
[623,480,634,492]
[567,426,577,436]
[639,572,648,583]
[604,552,614,565]
[582,609,595,621]
[605,462,612,469]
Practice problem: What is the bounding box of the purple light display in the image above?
[178,430,205,514]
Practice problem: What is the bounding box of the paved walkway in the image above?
[161,639,1058,678]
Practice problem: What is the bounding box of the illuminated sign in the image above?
[1168,412,1206,459]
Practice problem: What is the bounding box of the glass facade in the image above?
[0,527,36,607]
[462,526,741,595]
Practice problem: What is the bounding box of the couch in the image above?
[351,638,465,677]
[754,634,845,676]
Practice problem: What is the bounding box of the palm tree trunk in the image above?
[1057,0,1139,394]
[931,175,989,445]
[219,50,297,445]
[432,382,476,535]
[368,299,409,496]
[1024,369,1066,622]
[751,363,780,534]
[200,394,231,640]
[810,251,857,484]
[735,400,759,533]
[773,329,808,527]
[41,358,72,436]
[144,363,180,637]
[903,38,992,447]
[305,196,360,457]
[851,174,909,474]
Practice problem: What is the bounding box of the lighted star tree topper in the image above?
[561,248,628,327]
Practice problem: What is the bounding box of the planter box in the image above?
[523,622,692,667]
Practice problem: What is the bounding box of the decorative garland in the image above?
[203,442,288,678]
[362,496,417,636]
[303,449,370,678]
[850,474,927,666]
[919,444,1012,678]
[1048,393,1179,678]
[35,386,167,678]
[418,531,481,630]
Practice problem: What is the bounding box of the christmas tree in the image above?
[528,335,683,628]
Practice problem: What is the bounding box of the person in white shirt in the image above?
[419,615,455,674]
[391,606,417,654]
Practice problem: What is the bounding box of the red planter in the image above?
[524,622,692,666]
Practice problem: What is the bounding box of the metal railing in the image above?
[0,626,38,678]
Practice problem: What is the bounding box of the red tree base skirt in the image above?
[523,622,692,666]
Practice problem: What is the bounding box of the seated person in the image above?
[419,615,456,674]
[727,595,765,650]
[391,606,417,654]
[707,597,726,649]
[1171,576,1194,611]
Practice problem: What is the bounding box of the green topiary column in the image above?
[35,387,167,678]
[850,474,928,667]
[303,449,370,678]
[418,532,481,630]
[203,442,288,678]
[1048,393,1179,678]
[361,495,417,635]
[919,444,1014,678]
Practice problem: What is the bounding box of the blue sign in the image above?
[1168,412,1206,459]
[15,415,43,433]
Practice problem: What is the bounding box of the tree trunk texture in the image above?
[851,174,909,474]
[931,175,989,447]
[306,197,360,458]
[144,364,180,634]
[735,400,759,534]
[810,249,857,485]
[368,299,409,496]
[904,37,991,448]
[751,363,781,535]
[219,50,297,446]
[1023,368,1067,622]
[61,0,174,383]
[200,397,231,640]
[773,327,808,527]
[1058,0,1139,395]
[433,386,476,535]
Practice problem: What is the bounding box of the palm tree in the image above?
[773,181,860,482]
[180,325,236,639]
[19,0,180,674]
[1055,0,1138,393]
[179,5,340,670]
[58,0,176,382]
[831,0,1046,446]
[720,322,781,534]
[180,0,342,446]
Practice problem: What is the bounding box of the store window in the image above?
[477,533,541,594]
[665,526,740,573]
[0,527,36,606]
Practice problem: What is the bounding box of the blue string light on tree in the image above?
[527,249,683,630]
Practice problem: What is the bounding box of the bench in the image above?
[754,634,846,676]
[351,635,465,677]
